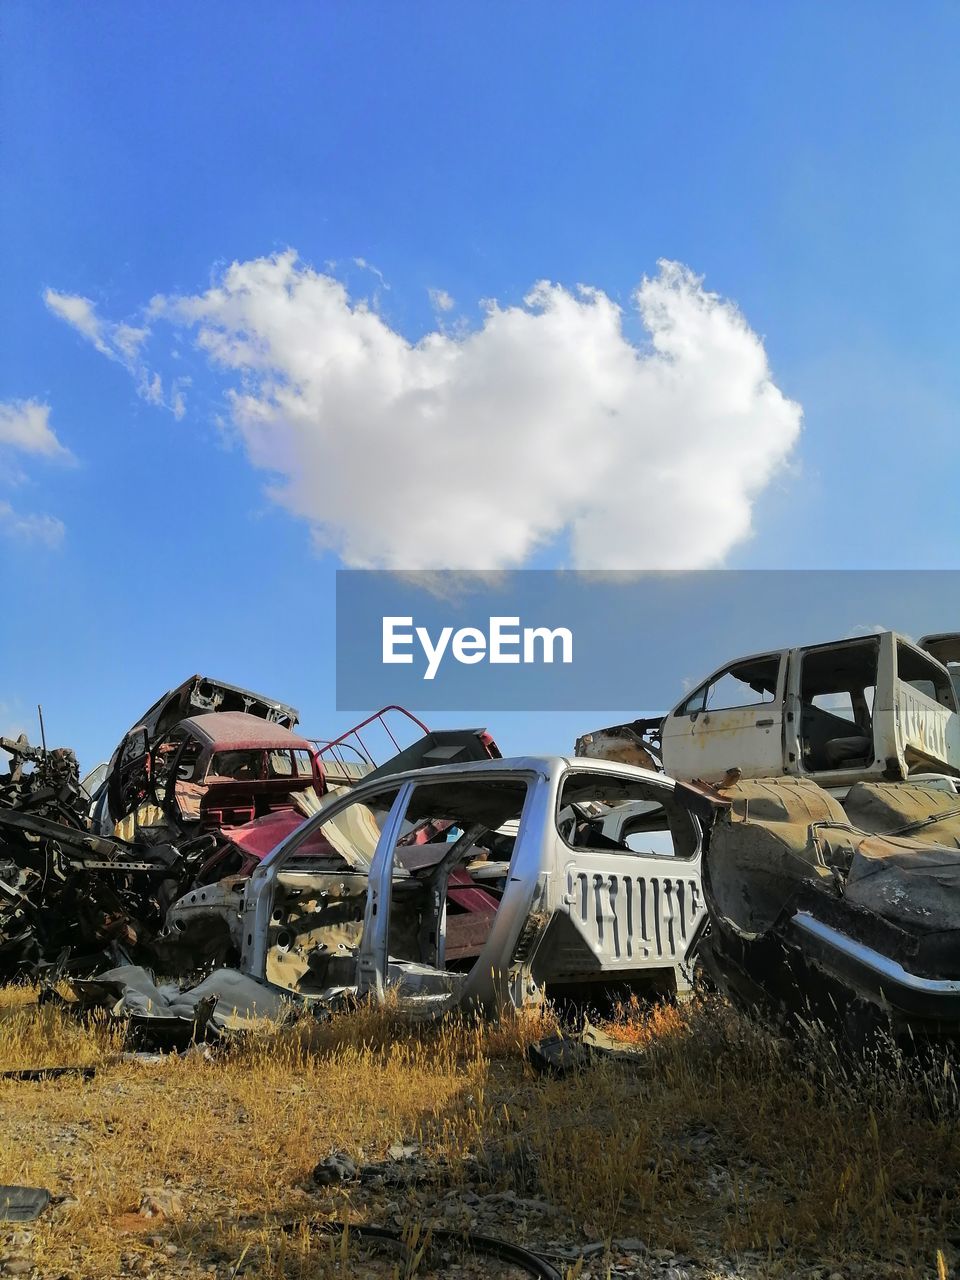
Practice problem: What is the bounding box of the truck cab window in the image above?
[682,656,780,716]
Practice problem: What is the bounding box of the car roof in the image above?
[343,753,674,794]
[179,712,313,752]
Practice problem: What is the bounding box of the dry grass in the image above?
[0,985,957,1278]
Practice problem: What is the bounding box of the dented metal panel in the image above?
[896,682,960,769]
[562,861,704,964]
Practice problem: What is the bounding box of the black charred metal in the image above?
[0,733,215,981]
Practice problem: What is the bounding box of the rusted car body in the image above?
[683,775,960,1049]
[92,675,300,837]
[579,631,960,791]
[147,713,322,834]
[225,755,706,1015]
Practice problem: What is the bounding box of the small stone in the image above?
[386,1142,420,1161]
[2,1262,33,1277]
[139,1188,186,1221]
[311,1152,357,1185]
[163,1244,178,1257]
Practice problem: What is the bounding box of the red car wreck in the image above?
[84,677,506,977]
[153,713,323,835]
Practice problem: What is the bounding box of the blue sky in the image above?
[2,3,959,771]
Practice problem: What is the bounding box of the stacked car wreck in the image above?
[581,629,960,1050]
[8,632,960,1054]
[76,751,709,1039]
[0,679,504,987]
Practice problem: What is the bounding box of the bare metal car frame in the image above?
[235,755,706,1015]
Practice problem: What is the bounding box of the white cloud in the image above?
[0,500,65,548]
[42,291,111,354]
[845,623,890,637]
[43,289,181,416]
[429,287,455,312]
[0,399,72,461]
[53,252,803,570]
[0,400,71,548]
[353,258,389,290]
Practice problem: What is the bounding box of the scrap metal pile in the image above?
[8,628,960,1058]
[0,677,501,989]
[0,732,208,981]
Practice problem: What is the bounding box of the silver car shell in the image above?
[238,755,703,1015]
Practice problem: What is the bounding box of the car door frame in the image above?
[240,778,411,984]
[549,764,706,975]
[660,651,788,782]
[356,766,547,1011]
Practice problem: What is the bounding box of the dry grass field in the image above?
[0,986,957,1279]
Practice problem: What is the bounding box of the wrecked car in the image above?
[684,774,960,1050]
[110,711,325,841]
[210,754,707,1015]
[578,630,960,790]
[91,674,300,837]
[90,755,706,1031]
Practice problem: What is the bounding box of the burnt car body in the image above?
[686,775,960,1049]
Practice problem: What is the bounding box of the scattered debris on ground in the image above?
[0,990,957,1279]
[0,1187,49,1224]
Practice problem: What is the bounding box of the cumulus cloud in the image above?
[0,399,72,461]
[43,289,184,418]
[51,252,802,569]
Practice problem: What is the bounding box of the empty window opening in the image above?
[557,772,698,859]
[681,655,781,716]
[799,639,878,772]
[897,642,955,708]
[386,777,530,975]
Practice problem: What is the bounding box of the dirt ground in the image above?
[0,989,957,1279]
